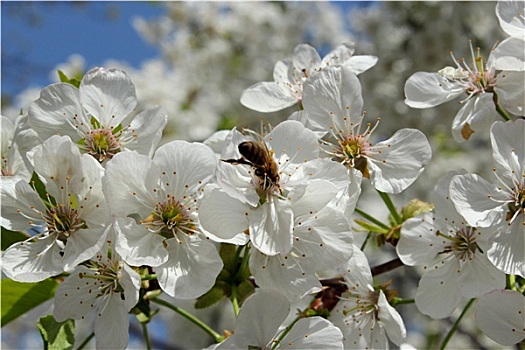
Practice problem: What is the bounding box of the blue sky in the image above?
[1,2,372,99]
[1,2,165,97]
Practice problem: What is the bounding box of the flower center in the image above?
[84,128,120,162]
[440,226,482,262]
[507,187,525,222]
[338,136,371,178]
[142,195,195,238]
[44,205,86,242]
[81,253,126,301]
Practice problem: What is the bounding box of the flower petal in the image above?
[95,295,130,350]
[28,83,85,141]
[476,289,525,346]
[249,200,293,256]
[404,71,463,108]
[377,291,406,346]
[121,105,168,157]
[240,81,296,113]
[114,217,168,267]
[80,67,137,127]
[156,234,223,299]
[153,140,217,198]
[415,259,462,319]
[281,317,343,349]
[367,128,431,194]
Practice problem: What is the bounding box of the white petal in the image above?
[488,217,525,277]
[291,206,353,272]
[341,245,373,289]
[321,43,355,67]
[28,83,85,141]
[217,290,289,349]
[496,0,525,37]
[103,152,160,218]
[476,289,525,346]
[367,128,431,194]
[240,81,297,113]
[404,71,464,108]
[199,187,249,241]
[457,253,506,298]
[344,55,379,75]
[281,317,343,349]
[292,44,322,74]
[153,140,217,198]
[265,120,319,163]
[0,180,47,231]
[95,295,130,350]
[490,119,525,179]
[432,170,467,223]
[2,235,63,282]
[114,217,168,267]
[492,37,525,71]
[449,174,506,228]
[415,259,462,319]
[377,291,406,346]
[290,179,338,218]
[53,265,99,321]
[120,263,142,311]
[495,71,525,115]
[121,105,168,157]
[397,214,442,266]
[249,200,293,256]
[250,251,321,302]
[32,135,85,198]
[79,67,137,127]
[156,234,223,299]
[451,94,499,142]
[303,65,364,133]
[62,227,107,271]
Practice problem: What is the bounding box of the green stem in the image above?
[391,297,415,306]
[76,332,95,350]
[271,317,301,350]
[150,297,224,343]
[141,322,152,350]
[377,191,402,225]
[507,274,517,291]
[231,283,240,316]
[360,231,372,251]
[355,207,390,230]
[439,298,476,350]
[235,244,250,279]
[140,273,157,281]
[493,92,512,121]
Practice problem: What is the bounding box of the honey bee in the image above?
[222,140,280,189]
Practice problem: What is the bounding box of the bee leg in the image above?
[221,158,252,166]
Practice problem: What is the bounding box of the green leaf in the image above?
[1,227,30,250]
[219,243,238,274]
[37,315,75,350]
[56,70,80,89]
[195,283,227,309]
[236,280,255,307]
[1,278,59,327]
[354,219,390,234]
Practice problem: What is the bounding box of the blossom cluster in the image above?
[1,1,524,349]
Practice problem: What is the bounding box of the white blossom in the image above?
[28,67,167,164]
[1,136,109,282]
[303,65,432,194]
[450,119,525,277]
[103,140,223,298]
[215,290,343,350]
[397,171,505,319]
[240,43,377,113]
[475,289,525,346]
[53,246,141,350]
[405,41,525,141]
[330,245,406,349]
